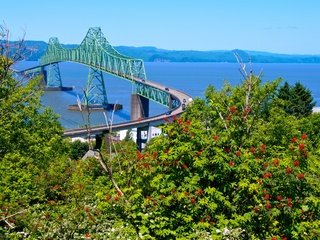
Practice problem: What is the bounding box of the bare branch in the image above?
[94,150,124,197]
[1,209,27,229]
[0,24,29,82]
[216,106,228,131]
[233,50,248,79]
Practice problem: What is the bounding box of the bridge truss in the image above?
[35,27,174,108]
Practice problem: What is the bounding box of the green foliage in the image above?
[69,140,89,160]
[299,113,320,149]
[103,75,320,239]
[0,35,69,235]
[1,34,320,238]
[123,129,133,142]
[0,75,67,207]
[277,81,316,117]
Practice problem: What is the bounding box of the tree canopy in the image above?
[115,75,320,239]
[277,81,316,117]
[0,27,69,239]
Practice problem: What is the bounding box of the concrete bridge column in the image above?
[41,67,47,86]
[131,94,150,150]
[137,126,149,151]
[168,95,173,110]
[131,94,149,120]
[94,134,103,150]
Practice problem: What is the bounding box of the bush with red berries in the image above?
[124,76,320,239]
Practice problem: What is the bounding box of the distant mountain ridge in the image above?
[22,40,320,63]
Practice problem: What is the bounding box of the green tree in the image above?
[22,138,139,239]
[278,81,316,117]
[0,26,68,237]
[69,140,89,160]
[299,113,320,149]
[106,74,320,239]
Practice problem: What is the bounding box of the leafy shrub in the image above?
[69,140,89,160]
[108,76,320,239]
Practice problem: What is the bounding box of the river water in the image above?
[15,61,320,129]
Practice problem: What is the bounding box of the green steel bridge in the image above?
[22,27,192,148]
[24,27,179,108]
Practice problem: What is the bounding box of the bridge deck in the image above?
[63,77,192,137]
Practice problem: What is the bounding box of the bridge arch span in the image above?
[40,27,146,80]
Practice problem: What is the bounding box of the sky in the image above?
[2,0,320,54]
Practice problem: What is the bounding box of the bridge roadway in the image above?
[63,76,192,138]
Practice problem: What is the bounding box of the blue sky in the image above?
[2,0,320,54]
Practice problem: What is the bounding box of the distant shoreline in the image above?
[22,40,320,63]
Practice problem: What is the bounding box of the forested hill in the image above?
[23,40,320,63]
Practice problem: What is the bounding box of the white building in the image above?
[118,126,162,141]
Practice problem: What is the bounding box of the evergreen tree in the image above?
[277,81,291,113]
[278,81,316,117]
[291,82,316,117]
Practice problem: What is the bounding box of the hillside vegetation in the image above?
[1,30,320,239]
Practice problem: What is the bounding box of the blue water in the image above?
[15,62,320,129]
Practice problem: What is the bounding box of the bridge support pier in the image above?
[131,94,149,120]
[94,134,103,150]
[42,63,73,91]
[131,94,150,150]
[84,67,108,106]
[46,63,62,87]
[137,126,149,151]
